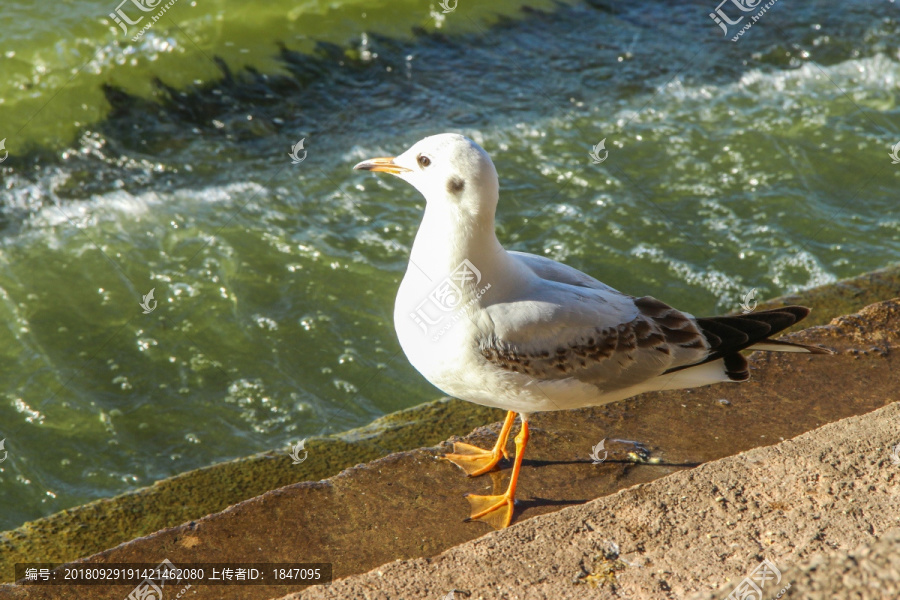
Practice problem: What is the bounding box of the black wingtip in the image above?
[723,353,750,381]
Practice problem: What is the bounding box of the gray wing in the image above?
[476,253,710,390]
[507,251,620,292]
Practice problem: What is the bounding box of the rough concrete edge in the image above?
[688,528,900,600]
[286,400,900,600]
[0,399,503,583]
[1,263,897,581]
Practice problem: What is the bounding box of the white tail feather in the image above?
[749,342,812,353]
[748,340,833,354]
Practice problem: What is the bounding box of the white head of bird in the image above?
[354,134,499,224]
[354,133,504,275]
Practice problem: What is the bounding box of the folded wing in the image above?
[477,252,830,393]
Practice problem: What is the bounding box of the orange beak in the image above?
[353,157,411,175]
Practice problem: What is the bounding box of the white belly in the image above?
[393,274,617,413]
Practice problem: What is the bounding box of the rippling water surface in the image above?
[0,0,897,530]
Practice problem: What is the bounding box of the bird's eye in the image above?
[417,154,431,168]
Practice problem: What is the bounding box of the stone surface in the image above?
[0,298,897,600]
[691,530,900,600]
[287,400,900,600]
[0,396,503,584]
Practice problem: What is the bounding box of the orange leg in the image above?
[441,410,516,477]
[464,416,529,529]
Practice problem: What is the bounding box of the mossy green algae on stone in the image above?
[0,399,503,583]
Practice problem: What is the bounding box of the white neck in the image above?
[408,197,508,284]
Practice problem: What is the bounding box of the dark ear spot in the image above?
[447,176,465,194]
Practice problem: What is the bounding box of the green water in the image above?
[0,0,898,531]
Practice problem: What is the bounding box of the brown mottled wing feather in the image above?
[478,295,710,391]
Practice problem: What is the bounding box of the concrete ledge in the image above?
[0,399,503,584]
[292,400,900,600]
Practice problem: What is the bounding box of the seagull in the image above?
[354,133,832,529]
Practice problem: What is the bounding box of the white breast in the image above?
[394,268,617,414]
